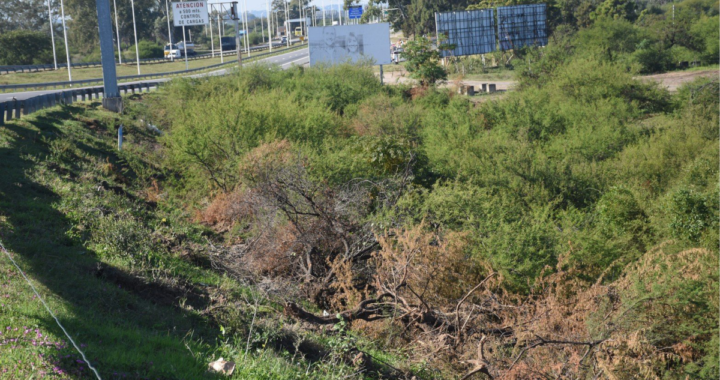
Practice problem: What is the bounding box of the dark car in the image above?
[221,36,236,51]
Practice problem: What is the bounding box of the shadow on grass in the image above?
[0,104,223,379]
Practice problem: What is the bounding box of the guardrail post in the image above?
[0,102,5,125]
[14,100,21,119]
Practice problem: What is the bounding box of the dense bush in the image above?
[141,37,718,376]
[0,30,64,65]
[124,40,164,60]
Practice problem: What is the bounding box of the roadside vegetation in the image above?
[1,4,718,378]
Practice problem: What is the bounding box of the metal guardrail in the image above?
[0,45,306,93]
[0,42,288,75]
[0,82,161,125]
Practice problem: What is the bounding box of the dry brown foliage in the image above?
[284,228,718,380]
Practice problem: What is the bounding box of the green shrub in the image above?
[124,40,164,60]
[690,15,720,64]
[0,30,64,65]
[632,39,673,73]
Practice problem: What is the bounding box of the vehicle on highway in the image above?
[165,43,197,58]
[220,37,236,51]
[281,36,288,44]
[164,44,181,59]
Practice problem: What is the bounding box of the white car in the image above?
[164,44,181,59]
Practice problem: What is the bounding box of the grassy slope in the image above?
[0,99,400,379]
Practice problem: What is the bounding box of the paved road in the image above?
[0,48,309,102]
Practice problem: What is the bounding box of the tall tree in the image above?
[64,0,160,55]
[0,0,58,34]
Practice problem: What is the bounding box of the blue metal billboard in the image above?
[435,9,496,57]
[496,4,548,50]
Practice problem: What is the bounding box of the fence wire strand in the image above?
[0,240,103,380]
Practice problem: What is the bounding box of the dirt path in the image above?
[380,67,718,93]
[637,69,718,92]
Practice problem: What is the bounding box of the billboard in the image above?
[172,1,209,27]
[435,9,496,57]
[308,23,391,66]
[496,4,548,50]
[349,6,363,19]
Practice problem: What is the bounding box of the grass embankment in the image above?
[0,45,307,86]
[0,96,401,378]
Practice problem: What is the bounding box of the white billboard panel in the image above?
[308,23,392,66]
[172,1,209,27]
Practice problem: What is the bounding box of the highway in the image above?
[0,48,309,102]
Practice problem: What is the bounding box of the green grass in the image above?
[0,97,410,379]
[0,45,307,86]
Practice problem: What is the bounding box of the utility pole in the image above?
[130,0,141,74]
[46,0,58,70]
[114,0,122,63]
[59,0,72,81]
[95,0,121,111]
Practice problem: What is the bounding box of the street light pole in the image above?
[209,5,214,57]
[165,0,174,60]
[59,0,72,81]
[285,0,290,47]
[217,4,224,63]
[130,0,141,74]
[113,0,122,64]
[267,0,272,52]
[243,0,250,54]
[46,0,58,70]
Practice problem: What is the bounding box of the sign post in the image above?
[173,1,210,69]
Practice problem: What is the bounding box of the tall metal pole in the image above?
[95,0,121,111]
[217,4,224,63]
[267,0,272,52]
[182,24,189,69]
[209,4,215,57]
[285,0,290,47]
[165,0,173,60]
[243,0,250,54]
[130,0,140,74]
[59,0,72,81]
[47,0,58,70]
[113,0,122,63]
[322,0,325,26]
